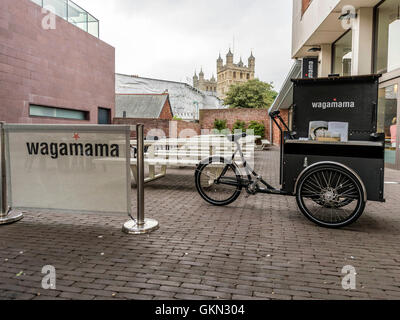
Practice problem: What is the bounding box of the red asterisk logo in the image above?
[73,133,80,141]
[333,98,337,102]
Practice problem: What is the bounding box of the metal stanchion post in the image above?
[123,124,159,234]
[0,122,23,225]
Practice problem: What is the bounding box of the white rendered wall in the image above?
[351,7,374,75]
[292,0,340,58]
[116,74,225,121]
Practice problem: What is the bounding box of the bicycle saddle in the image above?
[227,133,247,142]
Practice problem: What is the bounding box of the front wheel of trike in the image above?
[296,164,366,228]
[195,158,242,206]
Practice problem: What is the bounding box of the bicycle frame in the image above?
[216,138,289,196]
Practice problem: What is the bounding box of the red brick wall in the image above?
[302,0,312,15]
[199,108,271,138]
[271,109,289,146]
[159,97,173,120]
[115,109,289,146]
[0,0,115,124]
[113,118,201,138]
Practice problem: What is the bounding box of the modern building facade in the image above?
[274,0,400,169]
[0,0,115,124]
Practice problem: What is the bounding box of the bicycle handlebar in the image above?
[227,133,247,142]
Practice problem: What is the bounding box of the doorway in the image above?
[98,107,111,125]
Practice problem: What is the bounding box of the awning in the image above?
[269,60,302,114]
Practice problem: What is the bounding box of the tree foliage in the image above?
[232,120,247,133]
[248,121,266,138]
[223,79,278,109]
[213,119,227,131]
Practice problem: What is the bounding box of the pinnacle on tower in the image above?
[217,53,223,70]
[199,68,204,79]
[248,51,255,70]
[226,49,233,65]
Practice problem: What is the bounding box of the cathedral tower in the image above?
[216,50,256,99]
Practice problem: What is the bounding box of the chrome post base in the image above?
[0,210,24,225]
[122,218,159,235]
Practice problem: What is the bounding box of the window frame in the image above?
[29,104,90,121]
[372,0,400,75]
[331,28,353,75]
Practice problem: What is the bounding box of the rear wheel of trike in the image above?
[195,158,242,206]
[296,164,366,228]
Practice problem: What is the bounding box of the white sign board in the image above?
[4,125,131,215]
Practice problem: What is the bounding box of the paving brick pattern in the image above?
[1,149,400,300]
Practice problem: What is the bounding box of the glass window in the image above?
[375,0,400,73]
[31,0,43,6]
[377,85,398,165]
[88,14,99,38]
[332,30,353,76]
[29,0,99,38]
[98,107,111,124]
[30,105,88,121]
[43,0,67,20]
[67,1,88,32]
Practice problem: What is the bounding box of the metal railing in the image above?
[123,124,159,234]
[30,0,99,38]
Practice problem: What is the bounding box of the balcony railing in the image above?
[30,0,99,38]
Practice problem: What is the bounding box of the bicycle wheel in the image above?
[296,164,366,228]
[195,158,242,206]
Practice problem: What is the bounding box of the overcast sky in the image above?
[77,0,293,91]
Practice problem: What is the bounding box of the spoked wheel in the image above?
[195,158,242,206]
[296,164,366,228]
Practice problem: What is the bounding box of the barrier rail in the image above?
[0,122,23,225]
[123,124,159,234]
[0,122,158,234]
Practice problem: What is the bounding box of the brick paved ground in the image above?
[1,148,400,300]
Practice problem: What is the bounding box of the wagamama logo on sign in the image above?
[312,98,355,110]
[26,133,120,160]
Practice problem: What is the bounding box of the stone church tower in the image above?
[193,68,217,94]
[217,50,255,99]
